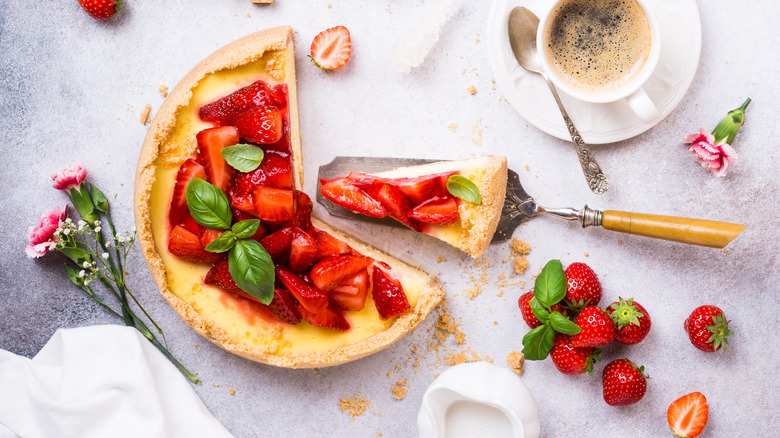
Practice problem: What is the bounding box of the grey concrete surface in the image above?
[1,0,778,436]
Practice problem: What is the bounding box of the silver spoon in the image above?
[507,6,609,194]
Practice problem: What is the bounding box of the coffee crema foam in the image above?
[543,0,651,93]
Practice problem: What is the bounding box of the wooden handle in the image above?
[601,210,746,248]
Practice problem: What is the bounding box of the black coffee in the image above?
[543,0,651,93]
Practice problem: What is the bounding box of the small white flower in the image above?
[65,218,72,224]
[82,261,90,268]
[78,270,85,278]
[94,226,102,233]
[106,241,113,248]
[94,220,101,226]
[101,252,109,259]
[117,235,126,243]
[63,228,70,236]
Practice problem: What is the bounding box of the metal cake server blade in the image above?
[317,157,746,248]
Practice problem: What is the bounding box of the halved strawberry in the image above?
[320,177,387,218]
[259,227,294,264]
[310,254,373,292]
[169,158,206,227]
[298,304,350,331]
[373,183,421,232]
[168,225,222,264]
[197,126,239,192]
[288,228,318,273]
[309,26,352,71]
[276,266,329,313]
[314,230,351,261]
[371,265,410,320]
[395,175,446,205]
[410,197,458,225]
[291,190,313,230]
[667,392,708,438]
[252,185,295,222]
[204,259,239,291]
[198,79,274,125]
[269,288,302,325]
[233,106,283,144]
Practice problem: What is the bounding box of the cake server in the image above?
[317,157,746,248]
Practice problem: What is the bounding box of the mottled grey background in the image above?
[1,0,778,436]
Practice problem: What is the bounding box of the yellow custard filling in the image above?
[149,57,424,355]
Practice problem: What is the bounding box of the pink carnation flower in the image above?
[684,128,738,177]
[51,162,87,191]
[26,206,68,258]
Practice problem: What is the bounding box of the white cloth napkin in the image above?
[0,325,234,438]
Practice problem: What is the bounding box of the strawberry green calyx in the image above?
[711,97,751,145]
[609,297,644,330]
[585,348,602,375]
[706,313,733,351]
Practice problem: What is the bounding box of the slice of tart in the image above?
[319,156,508,258]
[134,26,444,368]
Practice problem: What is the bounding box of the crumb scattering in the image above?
[510,238,531,275]
[467,85,477,95]
[506,352,524,376]
[436,256,447,263]
[140,104,151,124]
[158,85,168,97]
[391,379,408,400]
[339,394,371,421]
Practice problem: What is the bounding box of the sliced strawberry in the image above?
[233,106,283,144]
[232,208,259,223]
[199,228,224,248]
[276,266,329,313]
[168,225,222,264]
[178,213,201,235]
[374,183,421,232]
[198,79,274,125]
[310,26,352,71]
[228,190,257,216]
[410,197,459,225]
[667,392,708,438]
[314,230,351,261]
[268,288,302,325]
[270,84,288,109]
[330,291,368,312]
[330,270,370,312]
[261,151,293,189]
[259,227,294,264]
[233,168,271,195]
[371,265,410,320]
[291,190,313,230]
[288,228,318,273]
[346,172,384,188]
[169,158,206,227]
[395,175,445,205]
[204,259,239,291]
[310,254,373,292]
[298,304,350,331]
[197,126,239,192]
[252,185,294,222]
[320,177,387,218]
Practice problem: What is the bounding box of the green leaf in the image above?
[228,239,275,304]
[185,178,232,230]
[712,97,751,144]
[89,183,109,213]
[446,175,482,205]
[529,297,550,325]
[232,219,261,239]
[221,144,265,172]
[205,231,236,253]
[69,185,98,224]
[549,311,581,335]
[521,324,555,361]
[534,259,566,308]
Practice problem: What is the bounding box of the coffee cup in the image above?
[536,0,662,122]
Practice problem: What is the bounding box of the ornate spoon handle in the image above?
[541,74,609,194]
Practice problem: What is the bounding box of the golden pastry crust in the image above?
[134,26,444,368]
[456,156,507,258]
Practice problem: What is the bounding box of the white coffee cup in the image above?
[536,0,662,122]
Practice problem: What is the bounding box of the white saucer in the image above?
[487,0,702,144]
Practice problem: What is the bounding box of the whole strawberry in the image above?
[572,306,615,348]
[518,290,565,329]
[78,0,122,21]
[607,297,651,345]
[564,262,602,312]
[684,305,733,352]
[602,359,648,406]
[550,334,600,375]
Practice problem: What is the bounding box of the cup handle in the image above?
[625,87,659,123]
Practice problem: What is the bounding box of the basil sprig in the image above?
[221,144,265,172]
[446,175,482,204]
[185,178,274,304]
[521,259,581,360]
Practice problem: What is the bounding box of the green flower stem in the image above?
[78,283,123,320]
[122,284,167,348]
[132,314,201,384]
[97,276,135,327]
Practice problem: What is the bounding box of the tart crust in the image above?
[134,26,445,368]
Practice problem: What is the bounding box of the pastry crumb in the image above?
[524,164,530,171]
[158,85,168,97]
[391,379,408,400]
[618,239,622,245]
[511,238,531,255]
[328,3,332,7]
[212,382,221,388]
[339,394,371,421]
[227,387,235,395]
[448,122,458,132]
[436,256,447,263]
[513,256,528,275]
[467,85,477,95]
[140,104,151,124]
[584,251,589,257]
[506,351,524,376]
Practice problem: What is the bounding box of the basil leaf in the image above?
[221,144,264,172]
[529,297,550,325]
[521,324,555,361]
[228,239,275,304]
[205,231,236,253]
[549,311,581,335]
[446,175,482,205]
[185,178,232,230]
[534,259,566,308]
[232,219,261,239]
